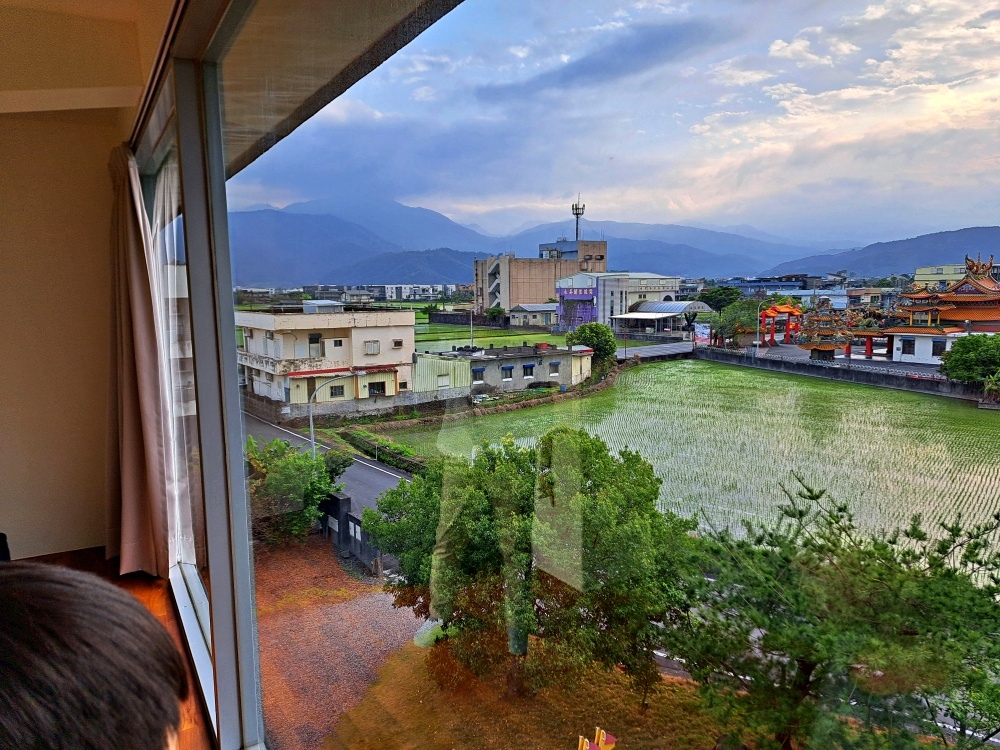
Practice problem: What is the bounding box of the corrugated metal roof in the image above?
[631,300,713,314]
[511,303,558,312]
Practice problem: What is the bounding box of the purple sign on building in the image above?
[558,287,598,329]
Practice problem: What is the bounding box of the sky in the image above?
[226,0,1000,245]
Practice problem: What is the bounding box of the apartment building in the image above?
[474,238,608,312]
[3,2,465,748]
[556,271,682,328]
[236,304,414,418]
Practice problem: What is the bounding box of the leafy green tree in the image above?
[245,436,331,544]
[364,427,695,703]
[666,476,1000,750]
[714,300,762,345]
[485,306,506,320]
[940,335,1000,385]
[322,448,354,484]
[699,286,743,311]
[566,322,618,361]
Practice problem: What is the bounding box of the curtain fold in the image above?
[106,144,172,577]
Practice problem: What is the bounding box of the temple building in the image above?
[883,255,1000,365]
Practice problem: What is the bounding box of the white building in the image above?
[556,271,682,329]
[235,302,415,413]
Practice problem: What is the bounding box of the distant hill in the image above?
[610,239,760,278]
[333,248,487,284]
[763,227,1000,277]
[284,195,491,254]
[496,219,814,267]
[228,209,403,286]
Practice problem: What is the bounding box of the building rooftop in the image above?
[422,344,593,361]
[511,303,558,312]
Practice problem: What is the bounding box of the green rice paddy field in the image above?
[414,323,653,353]
[390,360,1000,533]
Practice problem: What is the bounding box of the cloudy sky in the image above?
[227,0,1000,244]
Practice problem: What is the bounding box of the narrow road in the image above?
[241,412,409,513]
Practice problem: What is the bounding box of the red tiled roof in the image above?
[882,326,965,335]
[941,307,1000,322]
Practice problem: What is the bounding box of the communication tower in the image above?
[572,195,585,241]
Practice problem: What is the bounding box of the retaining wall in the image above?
[693,348,984,402]
[241,386,472,424]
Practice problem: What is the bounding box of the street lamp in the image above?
[309,370,366,458]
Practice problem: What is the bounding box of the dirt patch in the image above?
[326,643,729,750]
[254,535,424,750]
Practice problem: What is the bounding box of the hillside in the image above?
[229,209,403,286]
[333,248,487,284]
[763,227,1000,277]
[610,239,759,278]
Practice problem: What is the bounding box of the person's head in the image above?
[0,562,189,750]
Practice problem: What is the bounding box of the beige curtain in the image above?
[106,144,171,577]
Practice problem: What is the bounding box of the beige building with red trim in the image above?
[235,302,415,411]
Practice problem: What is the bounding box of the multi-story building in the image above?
[555,271,682,329]
[474,238,607,312]
[915,262,1000,289]
[235,303,415,417]
[847,287,897,310]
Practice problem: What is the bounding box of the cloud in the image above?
[769,37,833,66]
[477,19,733,100]
[509,45,531,58]
[711,57,776,86]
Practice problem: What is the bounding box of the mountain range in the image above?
[227,195,998,287]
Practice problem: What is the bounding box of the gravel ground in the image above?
[254,535,424,750]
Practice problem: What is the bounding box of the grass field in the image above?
[414,323,654,353]
[389,359,1000,534]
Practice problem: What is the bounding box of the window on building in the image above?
[364,340,380,355]
[523,364,535,378]
[265,330,274,339]
[935,267,943,274]
[501,365,514,381]
[932,339,947,357]
[437,374,450,388]
[398,381,408,390]
[549,361,561,375]
[393,339,404,348]
[264,373,273,382]
[368,381,387,396]
[472,367,485,384]
[901,338,916,355]
[330,384,345,398]
[308,332,323,357]
[332,339,343,347]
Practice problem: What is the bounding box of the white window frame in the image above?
[364,339,380,355]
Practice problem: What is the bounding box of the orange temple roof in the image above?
[882,325,966,335]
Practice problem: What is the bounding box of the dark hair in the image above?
[0,562,190,749]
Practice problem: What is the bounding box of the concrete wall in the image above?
[242,385,471,423]
[694,348,983,401]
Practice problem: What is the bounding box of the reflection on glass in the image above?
[146,149,210,600]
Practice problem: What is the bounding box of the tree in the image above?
[364,427,695,703]
[699,286,743,312]
[666,476,1000,750]
[245,436,331,544]
[485,306,506,321]
[713,299,761,345]
[323,448,354,484]
[566,322,618,362]
[940,335,1000,385]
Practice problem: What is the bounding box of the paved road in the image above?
[241,413,409,514]
[750,343,949,377]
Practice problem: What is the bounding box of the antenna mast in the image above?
[572,195,585,241]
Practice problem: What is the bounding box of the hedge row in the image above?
[338,429,427,475]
